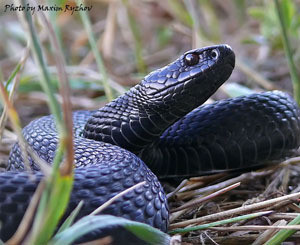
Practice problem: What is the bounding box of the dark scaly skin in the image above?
[7,112,168,243]
[4,44,300,242]
[140,91,300,178]
[83,45,235,153]
[4,45,234,242]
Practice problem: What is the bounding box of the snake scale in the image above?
[2,44,300,243]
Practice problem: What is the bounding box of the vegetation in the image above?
[0,0,300,244]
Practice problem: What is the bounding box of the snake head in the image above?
[84,45,235,151]
[138,44,235,115]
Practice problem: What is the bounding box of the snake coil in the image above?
[3,44,300,243]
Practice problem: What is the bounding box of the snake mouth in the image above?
[224,47,235,70]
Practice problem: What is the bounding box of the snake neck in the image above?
[83,45,235,153]
[83,84,188,153]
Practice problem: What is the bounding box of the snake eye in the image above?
[184,53,199,66]
[211,49,219,60]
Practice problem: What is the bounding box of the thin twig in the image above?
[0,44,30,139]
[270,213,300,220]
[37,8,74,175]
[170,191,300,229]
[253,220,287,245]
[171,182,240,212]
[167,179,188,199]
[90,181,146,215]
[209,225,300,231]
[175,169,274,200]
[170,211,273,234]
[0,81,32,171]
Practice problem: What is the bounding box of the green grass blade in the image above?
[265,214,300,245]
[50,215,170,245]
[169,211,272,234]
[57,201,84,233]
[274,0,300,104]
[122,0,147,74]
[29,171,73,244]
[17,0,74,243]
[40,174,73,243]
[4,62,22,90]
[47,0,67,59]
[20,0,63,132]
[76,0,114,102]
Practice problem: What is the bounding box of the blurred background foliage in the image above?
[0,0,300,243]
[0,0,300,118]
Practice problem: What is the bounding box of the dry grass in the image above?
[167,157,300,244]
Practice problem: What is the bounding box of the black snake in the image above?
[2,44,300,243]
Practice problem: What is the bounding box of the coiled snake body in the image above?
[3,45,300,242]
